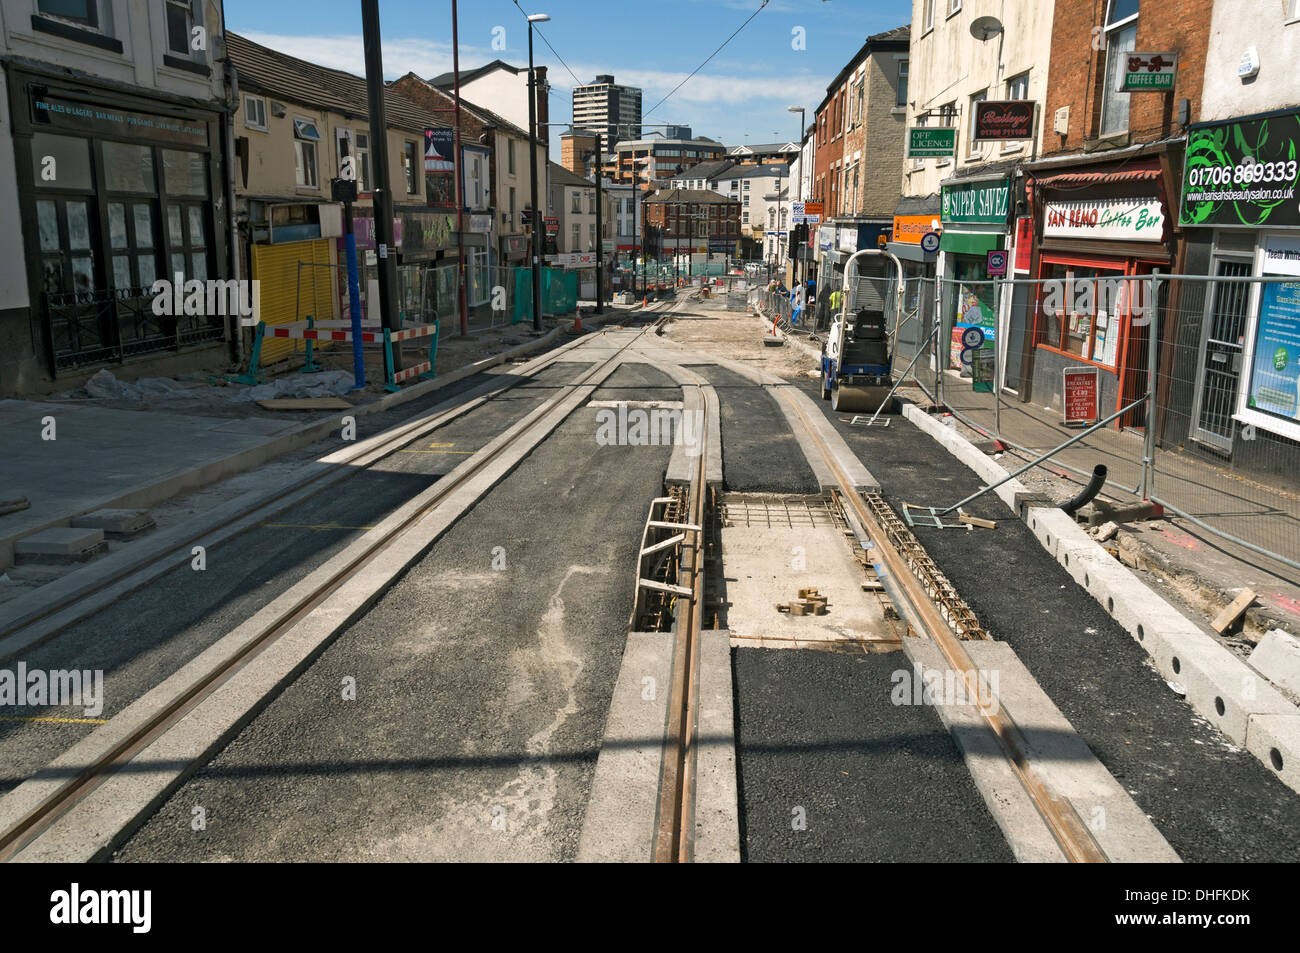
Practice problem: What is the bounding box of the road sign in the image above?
[987,250,1008,276]
[1118,52,1178,92]
[920,231,941,254]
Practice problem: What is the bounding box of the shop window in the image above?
[1038,262,1126,368]
[244,95,268,132]
[1100,1,1139,137]
[30,133,93,191]
[162,149,208,196]
[106,200,159,290]
[293,120,320,189]
[102,142,157,193]
[36,197,96,296]
[166,202,208,281]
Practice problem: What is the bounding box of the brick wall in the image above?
[860,53,906,217]
[1043,0,1211,156]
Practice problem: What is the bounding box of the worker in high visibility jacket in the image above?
[829,288,844,316]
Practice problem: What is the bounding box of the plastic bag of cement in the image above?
[135,377,204,398]
[232,371,355,402]
[84,369,142,400]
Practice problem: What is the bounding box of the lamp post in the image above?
[526,12,549,332]
[787,105,805,291]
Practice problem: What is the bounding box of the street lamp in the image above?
[526,13,550,332]
[787,105,805,289]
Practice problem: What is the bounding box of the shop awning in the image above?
[939,231,1003,255]
[1032,168,1161,189]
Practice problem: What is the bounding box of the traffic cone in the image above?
[573,309,583,333]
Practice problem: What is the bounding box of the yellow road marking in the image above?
[0,715,109,725]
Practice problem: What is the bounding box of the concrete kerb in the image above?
[0,322,589,574]
[3,357,629,862]
[693,628,740,863]
[899,401,1300,793]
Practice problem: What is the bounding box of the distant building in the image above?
[572,74,642,144]
[645,188,741,261]
[547,162,597,254]
[560,132,597,178]
[727,142,798,166]
[614,132,728,190]
[425,60,549,150]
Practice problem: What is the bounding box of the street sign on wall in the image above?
[908,127,957,158]
[1118,53,1178,92]
[973,101,1035,141]
[1180,109,1300,229]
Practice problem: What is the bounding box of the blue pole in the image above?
[345,227,366,390]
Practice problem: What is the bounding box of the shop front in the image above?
[1176,107,1300,480]
[887,200,941,360]
[1024,157,1172,426]
[6,68,229,387]
[938,175,1012,384]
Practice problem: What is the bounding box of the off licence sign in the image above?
[908,127,956,158]
[1063,366,1100,424]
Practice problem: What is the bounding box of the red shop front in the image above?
[1025,162,1173,428]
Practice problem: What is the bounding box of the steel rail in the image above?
[777,389,1110,864]
[0,304,692,863]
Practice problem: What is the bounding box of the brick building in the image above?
[644,189,741,261]
[1018,0,1213,424]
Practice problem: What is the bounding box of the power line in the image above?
[642,0,770,122]
[511,0,584,87]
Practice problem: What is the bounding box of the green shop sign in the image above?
[1181,110,1300,228]
[941,178,1011,226]
[908,127,956,158]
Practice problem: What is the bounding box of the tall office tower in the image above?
[572,74,642,145]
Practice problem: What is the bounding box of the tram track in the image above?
[0,297,692,863]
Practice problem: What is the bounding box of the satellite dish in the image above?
[970,15,1003,41]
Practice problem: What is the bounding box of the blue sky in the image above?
[224,0,913,151]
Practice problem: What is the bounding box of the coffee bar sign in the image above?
[1043,197,1166,242]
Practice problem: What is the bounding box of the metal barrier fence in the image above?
[879,272,1300,576]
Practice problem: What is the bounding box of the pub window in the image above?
[38,0,98,28]
[293,119,321,189]
[165,0,196,56]
[1100,0,1139,137]
[244,95,268,132]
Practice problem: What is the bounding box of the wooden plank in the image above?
[256,398,354,411]
[959,513,997,530]
[638,578,692,597]
[1212,589,1256,634]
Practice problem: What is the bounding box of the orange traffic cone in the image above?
[573,309,583,333]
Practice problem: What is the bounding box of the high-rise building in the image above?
[573,75,642,144]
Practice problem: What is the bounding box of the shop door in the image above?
[1192,260,1253,452]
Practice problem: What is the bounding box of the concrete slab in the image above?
[771,385,880,493]
[577,631,672,863]
[13,527,106,564]
[722,523,893,651]
[693,628,740,863]
[69,509,155,537]
[1251,629,1300,698]
[964,641,1180,863]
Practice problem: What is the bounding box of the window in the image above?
[509,186,516,227]
[243,95,267,132]
[588,194,596,214]
[849,81,861,127]
[572,223,580,250]
[949,0,962,13]
[1100,0,1139,137]
[1006,72,1030,101]
[589,224,595,249]
[165,0,194,56]
[1037,262,1125,368]
[571,191,581,213]
[743,180,750,190]
[742,212,749,225]
[897,60,909,107]
[38,0,97,27]
[923,0,935,32]
[968,89,987,157]
[355,133,370,193]
[403,140,418,194]
[293,118,320,189]
[508,139,516,175]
